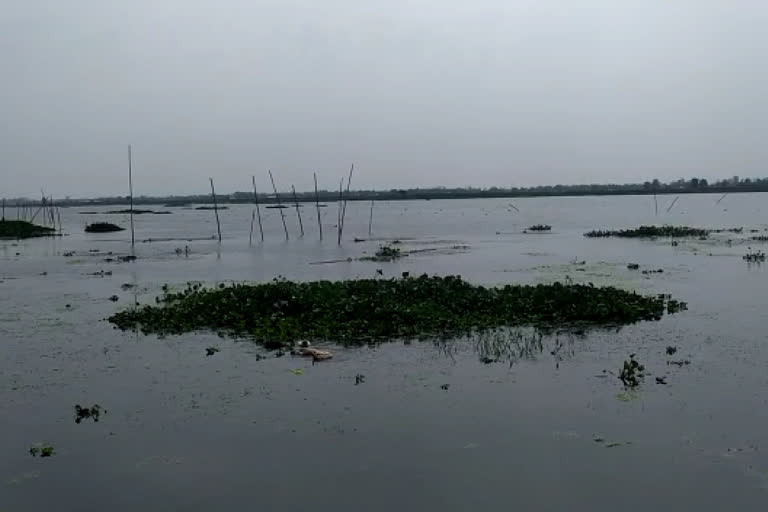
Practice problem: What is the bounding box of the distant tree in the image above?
[699,178,708,188]
[690,178,700,188]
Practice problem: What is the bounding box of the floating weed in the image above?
[291,369,304,376]
[585,226,709,238]
[619,355,645,387]
[355,374,365,385]
[743,249,766,262]
[525,225,551,232]
[84,222,124,233]
[361,244,403,262]
[0,220,56,239]
[29,443,55,457]
[108,276,685,347]
[205,347,220,356]
[74,404,106,424]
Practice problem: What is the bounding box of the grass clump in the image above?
[526,225,551,232]
[585,226,709,238]
[85,222,125,233]
[362,244,403,262]
[0,220,55,239]
[108,275,685,346]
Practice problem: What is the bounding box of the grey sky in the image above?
[2,1,766,198]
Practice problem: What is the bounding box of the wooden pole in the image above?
[128,145,135,246]
[716,193,728,205]
[314,172,322,241]
[368,198,374,235]
[337,178,344,245]
[291,185,304,237]
[209,178,222,242]
[56,207,62,234]
[251,176,264,242]
[249,210,255,246]
[1,198,5,221]
[269,170,289,241]
[339,163,354,243]
[666,195,679,213]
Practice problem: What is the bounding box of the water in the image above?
[2,194,768,510]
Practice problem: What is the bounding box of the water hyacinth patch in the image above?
[585,226,709,238]
[108,275,686,347]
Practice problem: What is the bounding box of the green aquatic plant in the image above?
[619,355,645,388]
[0,220,56,239]
[85,222,125,233]
[362,244,403,262]
[29,443,55,457]
[74,404,105,424]
[585,226,709,238]
[108,275,686,347]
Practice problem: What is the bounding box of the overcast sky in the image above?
[2,1,766,198]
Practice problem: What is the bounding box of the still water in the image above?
[1,194,767,510]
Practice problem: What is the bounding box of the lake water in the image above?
[2,193,768,510]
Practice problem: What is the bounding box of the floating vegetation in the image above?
[355,374,366,385]
[362,244,403,262]
[205,347,220,356]
[85,222,124,233]
[74,404,105,424]
[585,226,709,238]
[668,359,691,367]
[666,346,677,355]
[711,227,743,234]
[195,206,229,211]
[619,355,645,388]
[627,263,640,270]
[105,208,171,215]
[743,250,766,262]
[29,443,55,457]
[0,220,56,239]
[108,276,686,346]
[751,236,768,242]
[525,225,552,232]
[641,269,664,275]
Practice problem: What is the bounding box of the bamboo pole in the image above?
[314,173,322,241]
[251,176,264,242]
[128,145,135,246]
[291,185,304,237]
[56,207,62,234]
[338,163,354,243]
[653,187,658,216]
[368,198,374,236]
[666,195,679,213]
[1,198,4,221]
[337,178,344,245]
[269,170,289,241]
[249,210,255,246]
[716,193,728,205]
[209,178,222,242]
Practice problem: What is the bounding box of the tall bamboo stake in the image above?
[269,170,289,241]
[314,172,322,241]
[56,207,62,234]
[368,199,374,235]
[1,198,5,221]
[209,178,222,242]
[249,210,256,246]
[666,195,679,213]
[338,163,354,243]
[337,178,344,245]
[251,176,264,242]
[291,185,304,236]
[653,187,658,216]
[128,145,135,246]
[716,193,728,205]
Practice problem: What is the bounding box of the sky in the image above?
[2,0,767,198]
